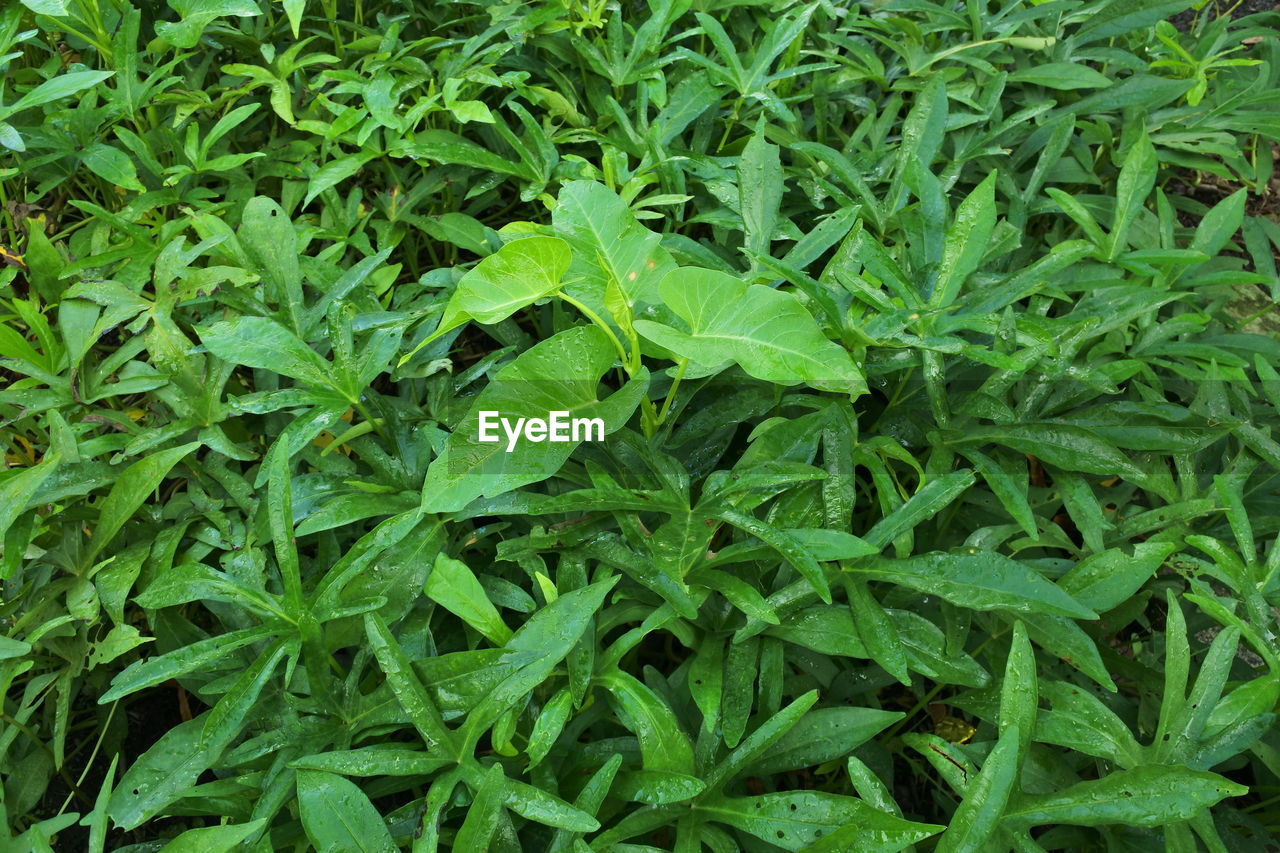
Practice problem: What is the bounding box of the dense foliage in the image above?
[3,0,1280,849]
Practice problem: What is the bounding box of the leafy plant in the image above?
[2,0,1280,850]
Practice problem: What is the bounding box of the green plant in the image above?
[2,0,1280,850]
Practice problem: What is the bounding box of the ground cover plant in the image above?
[3,0,1280,849]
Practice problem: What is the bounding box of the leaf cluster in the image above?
[2,0,1280,850]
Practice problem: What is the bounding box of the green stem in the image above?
[557,293,631,371]
[352,399,386,441]
[57,699,118,816]
[656,358,688,426]
[715,99,743,153]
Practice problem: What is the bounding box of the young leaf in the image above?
[553,181,676,311]
[1107,132,1158,260]
[425,554,513,645]
[633,268,864,393]
[403,235,572,362]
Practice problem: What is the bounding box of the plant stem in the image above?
[557,293,631,371]
[656,358,688,426]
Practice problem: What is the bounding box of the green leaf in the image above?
[960,449,1036,538]
[19,0,71,14]
[999,622,1037,764]
[1021,613,1116,691]
[419,325,648,512]
[721,635,760,748]
[1075,0,1197,43]
[290,750,452,777]
[496,776,600,832]
[4,70,114,117]
[546,756,620,853]
[787,529,878,562]
[282,0,305,35]
[454,763,507,852]
[297,770,397,853]
[1008,62,1113,89]
[613,770,706,804]
[81,143,145,192]
[154,0,261,48]
[707,690,819,789]
[200,317,336,390]
[365,613,457,756]
[461,579,617,752]
[634,268,863,392]
[1046,188,1108,248]
[948,423,1145,482]
[425,553,512,645]
[689,638,724,733]
[702,790,940,853]
[1190,188,1246,258]
[932,171,997,307]
[863,469,975,550]
[99,625,278,703]
[0,453,59,551]
[890,604,988,686]
[1108,132,1158,260]
[0,635,32,660]
[1035,681,1143,767]
[1059,542,1175,612]
[395,130,536,180]
[552,181,676,312]
[238,197,304,332]
[1162,626,1241,760]
[598,669,695,774]
[90,443,199,561]
[0,121,24,152]
[406,236,571,360]
[935,726,1020,853]
[1004,765,1246,828]
[107,642,286,829]
[846,578,911,686]
[397,223,477,271]
[766,605,868,658]
[739,125,783,266]
[526,688,574,768]
[744,705,901,777]
[304,152,375,206]
[854,551,1096,619]
[713,508,831,603]
[157,819,267,853]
